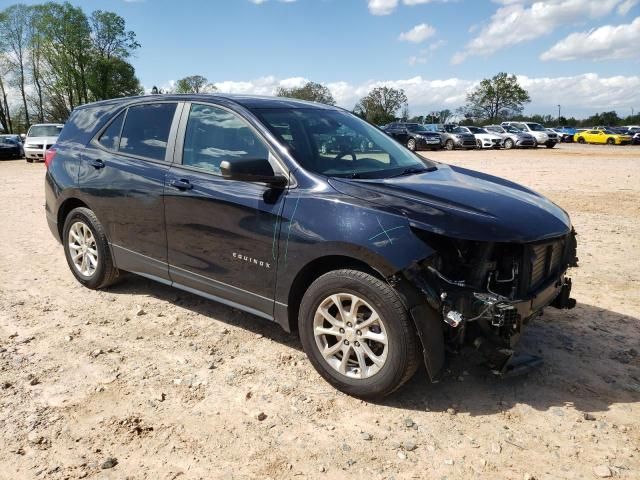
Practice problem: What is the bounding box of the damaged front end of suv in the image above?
[399,228,578,379]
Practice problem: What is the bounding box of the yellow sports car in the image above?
[574,129,632,145]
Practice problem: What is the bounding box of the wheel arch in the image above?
[285,255,385,333]
[57,197,90,239]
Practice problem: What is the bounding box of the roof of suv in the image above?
[75,94,337,111]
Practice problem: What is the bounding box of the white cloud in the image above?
[367,0,454,15]
[399,23,436,43]
[452,0,627,64]
[249,0,297,4]
[618,0,638,14]
[541,17,640,61]
[142,73,640,117]
[368,0,398,15]
[408,39,446,64]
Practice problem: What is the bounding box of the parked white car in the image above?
[459,126,504,149]
[501,122,558,148]
[24,123,63,162]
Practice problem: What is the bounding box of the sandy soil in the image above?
[0,143,639,479]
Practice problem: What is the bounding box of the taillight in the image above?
[44,147,56,169]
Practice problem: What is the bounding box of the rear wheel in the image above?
[504,138,514,149]
[26,157,33,163]
[577,137,586,144]
[299,269,420,398]
[407,138,416,151]
[62,207,120,289]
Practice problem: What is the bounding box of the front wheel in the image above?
[546,143,555,149]
[63,207,120,289]
[476,139,483,149]
[606,138,615,145]
[504,138,514,149]
[444,139,454,151]
[407,138,416,151]
[299,270,420,398]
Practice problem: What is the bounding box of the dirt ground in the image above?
[0,143,639,480]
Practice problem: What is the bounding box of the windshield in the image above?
[526,123,545,132]
[27,125,62,137]
[603,130,617,135]
[467,126,488,134]
[252,108,433,179]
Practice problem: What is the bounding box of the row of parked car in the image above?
[379,122,640,152]
[0,123,64,161]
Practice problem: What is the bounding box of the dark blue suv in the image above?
[45,94,577,398]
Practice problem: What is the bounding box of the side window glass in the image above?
[119,103,177,161]
[98,111,125,151]
[182,104,269,175]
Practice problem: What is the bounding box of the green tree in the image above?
[275,81,336,105]
[90,10,139,59]
[175,75,215,94]
[0,4,31,129]
[354,86,408,125]
[87,57,142,101]
[465,72,531,122]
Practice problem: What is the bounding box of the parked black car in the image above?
[0,135,22,159]
[384,122,442,151]
[45,95,577,398]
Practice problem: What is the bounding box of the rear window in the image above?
[119,103,177,161]
[98,112,125,151]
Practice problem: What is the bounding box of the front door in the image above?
[164,103,287,319]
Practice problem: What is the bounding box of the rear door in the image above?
[163,102,288,319]
[79,101,182,281]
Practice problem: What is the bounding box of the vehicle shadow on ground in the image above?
[108,277,640,416]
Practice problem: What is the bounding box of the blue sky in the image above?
[9,0,640,117]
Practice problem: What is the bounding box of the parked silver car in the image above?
[424,124,476,150]
[485,125,536,149]
[501,122,558,148]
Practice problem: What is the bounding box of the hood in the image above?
[328,164,570,243]
[25,136,58,146]
[476,133,503,140]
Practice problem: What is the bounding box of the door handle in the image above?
[170,179,193,191]
[89,159,105,169]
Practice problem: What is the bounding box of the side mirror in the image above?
[220,158,287,188]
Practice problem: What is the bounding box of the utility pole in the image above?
[557,104,561,124]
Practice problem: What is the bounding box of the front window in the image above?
[467,126,488,134]
[182,104,269,175]
[27,125,63,137]
[526,123,545,132]
[253,108,433,179]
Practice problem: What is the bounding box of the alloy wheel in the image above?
[313,293,388,379]
[68,221,98,277]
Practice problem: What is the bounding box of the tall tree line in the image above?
[0,2,142,133]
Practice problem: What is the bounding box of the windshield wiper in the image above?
[389,166,437,178]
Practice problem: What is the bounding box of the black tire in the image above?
[444,139,454,151]
[299,269,421,399]
[532,139,538,148]
[545,143,555,149]
[407,138,416,151]
[26,157,33,163]
[606,138,615,145]
[504,138,514,149]
[62,207,120,289]
[476,139,483,149]
[577,137,585,144]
